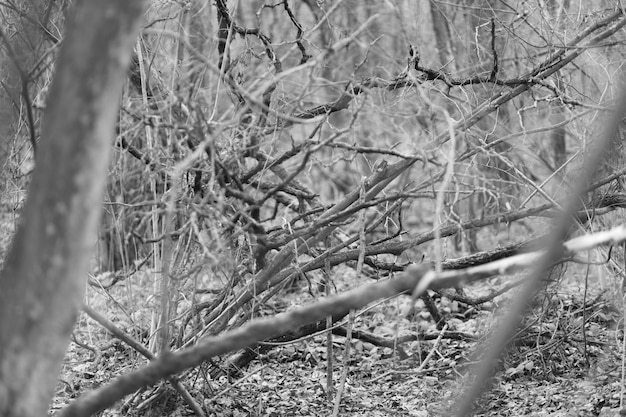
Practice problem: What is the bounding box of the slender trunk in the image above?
[0,1,147,415]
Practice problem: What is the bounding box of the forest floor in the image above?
[48,263,626,417]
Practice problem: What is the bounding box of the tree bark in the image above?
[0,1,147,416]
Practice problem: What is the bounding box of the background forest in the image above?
[3,0,626,416]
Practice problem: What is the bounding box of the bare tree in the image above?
[0,1,62,193]
[0,0,147,415]
[1,1,626,415]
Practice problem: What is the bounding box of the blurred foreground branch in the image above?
[59,224,626,417]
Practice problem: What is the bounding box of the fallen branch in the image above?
[58,224,626,417]
[82,305,205,417]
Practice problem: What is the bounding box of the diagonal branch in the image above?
[58,224,626,417]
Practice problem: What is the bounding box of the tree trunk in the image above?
[0,0,147,416]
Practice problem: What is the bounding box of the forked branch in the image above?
[59,224,626,417]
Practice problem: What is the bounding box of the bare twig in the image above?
[452,68,626,415]
[82,305,205,417]
[60,224,626,416]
